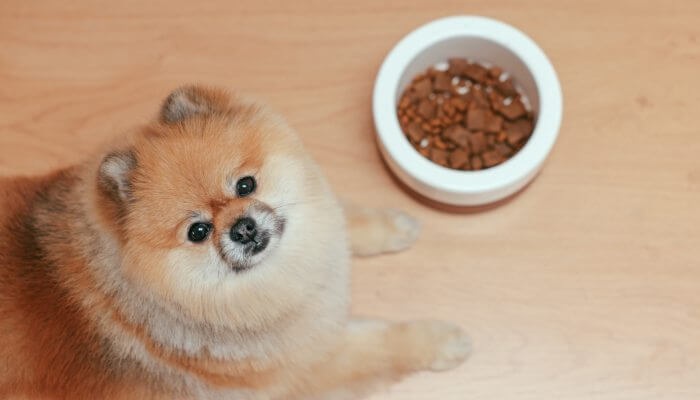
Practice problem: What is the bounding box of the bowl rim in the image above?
[372,15,563,196]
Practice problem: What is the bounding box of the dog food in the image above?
[397,58,535,170]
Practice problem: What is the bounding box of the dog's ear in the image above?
[159,85,232,124]
[98,149,136,204]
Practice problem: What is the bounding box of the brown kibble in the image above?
[464,63,489,83]
[436,105,445,118]
[413,78,432,98]
[488,90,505,111]
[448,58,469,75]
[434,137,448,150]
[495,143,513,157]
[406,122,424,143]
[449,148,469,169]
[471,155,483,170]
[443,125,470,148]
[499,97,527,120]
[482,150,504,167]
[514,118,534,135]
[398,58,534,171]
[417,99,435,119]
[485,112,503,133]
[433,72,452,92]
[507,129,525,145]
[471,86,490,108]
[412,72,428,82]
[488,66,503,79]
[461,161,472,171]
[443,102,456,117]
[467,107,487,131]
[408,90,422,103]
[468,131,486,154]
[496,79,517,97]
[430,148,449,166]
[505,119,534,144]
[451,97,468,112]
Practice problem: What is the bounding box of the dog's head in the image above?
[95,86,347,328]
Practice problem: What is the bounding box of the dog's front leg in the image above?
[342,202,422,257]
[295,318,470,400]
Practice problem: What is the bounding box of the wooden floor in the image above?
[1,1,699,398]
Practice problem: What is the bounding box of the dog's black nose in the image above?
[230,217,257,244]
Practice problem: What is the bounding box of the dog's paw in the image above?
[381,209,422,254]
[425,321,472,371]
[399,320,471,372]
[346,206,422,257]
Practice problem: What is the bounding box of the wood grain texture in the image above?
[1,1,698,398]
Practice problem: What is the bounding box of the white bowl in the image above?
[372,16,563,207]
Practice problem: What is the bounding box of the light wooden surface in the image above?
[1,1,699,398]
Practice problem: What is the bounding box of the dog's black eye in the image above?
[188,222,212,243]
[236,176,256,197]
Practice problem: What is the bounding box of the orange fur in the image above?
[0,86,469,399]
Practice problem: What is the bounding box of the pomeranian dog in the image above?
[0,86,470,399]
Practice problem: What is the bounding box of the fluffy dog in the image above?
[0,86,470,399]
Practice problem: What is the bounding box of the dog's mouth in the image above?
[245,232,270,256]
[219,204,285,273]
[220,231,275,272]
